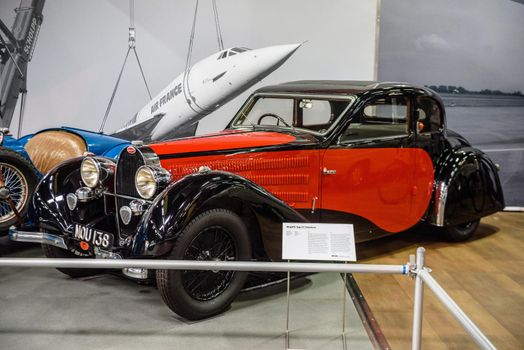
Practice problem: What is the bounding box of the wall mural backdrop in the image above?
[379,0,524,206]
[0,0,378,137]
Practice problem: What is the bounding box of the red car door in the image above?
[320,93,434,233]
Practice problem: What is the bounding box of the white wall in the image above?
[1,0,378,136]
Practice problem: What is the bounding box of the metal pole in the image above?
[341,261,348,350]
[285,259,290,350]
[0,258,408,275]
[411,247,425,350]
[17,89,26,138]
[374,0,381,81]
[419,269,496,350]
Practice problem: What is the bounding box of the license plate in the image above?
[74,224,114,249]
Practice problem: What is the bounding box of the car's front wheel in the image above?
[156,209,252,320]
[442,219,480,242]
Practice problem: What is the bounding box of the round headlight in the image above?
[81,157,100,188]
[135,166,157,199]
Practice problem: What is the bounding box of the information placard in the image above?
[282,223,356,261]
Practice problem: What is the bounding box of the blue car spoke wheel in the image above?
[156,209,251,320]
[0,148,38,234]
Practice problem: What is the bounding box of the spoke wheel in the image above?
[182,227,236,301]
[0,162,29,222]
[0,148,38,234]
[157,209,251,320]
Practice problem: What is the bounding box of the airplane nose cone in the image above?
[249,43,302,76]
[269,43,302,61]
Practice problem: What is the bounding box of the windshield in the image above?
[230,94,355,135]
[217,47,252,60]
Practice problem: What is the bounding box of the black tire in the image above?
[442,219,480,242]
[156,209,252,320]
[0,148,39,235]
[42,244,102,278]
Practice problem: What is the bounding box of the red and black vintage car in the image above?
[11,81,504,320]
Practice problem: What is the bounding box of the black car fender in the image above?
[427,146,505,227]
[31,157,84,233]
[32,156,116,234]
[134,171,307,260]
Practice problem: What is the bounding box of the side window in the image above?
[416,97,443,133]
[340,95,408,142]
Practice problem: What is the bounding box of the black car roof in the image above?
[255,80,429,96]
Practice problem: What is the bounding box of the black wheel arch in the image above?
[195,195,267,259]
[425,146,504,227]
[29,156,114,234]
[136,171,307,260]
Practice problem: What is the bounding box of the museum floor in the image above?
[1,212,522,349]
[0,246,373,349]
[354,211,524,349]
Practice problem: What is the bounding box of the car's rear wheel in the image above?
[156,209,251,320]
[42,244,102,278]
[0,148,38,235]
[442,219,480,242]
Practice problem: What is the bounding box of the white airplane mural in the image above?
[112,43,302,141]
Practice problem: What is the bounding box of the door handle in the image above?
[323,167,336,175]
[311,196,317,213]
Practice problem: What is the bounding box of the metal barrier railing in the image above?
[0,247,495,350]
[410,247,495,350]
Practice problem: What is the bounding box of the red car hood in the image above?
[149,130,297,156]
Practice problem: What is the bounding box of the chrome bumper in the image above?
[9,226,67,250]
[8,227,149,279]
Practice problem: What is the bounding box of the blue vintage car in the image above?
[0,127,130,234]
